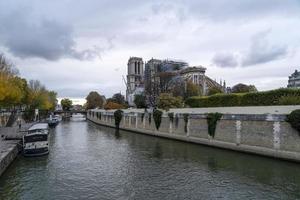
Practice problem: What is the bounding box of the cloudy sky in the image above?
[0,0,300,99]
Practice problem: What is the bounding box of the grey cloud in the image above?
[183,0,300,22]
[212,53,238,68]
[0,9,102,61]
[242,31,288,66]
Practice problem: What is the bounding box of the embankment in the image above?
[87,106,300,162]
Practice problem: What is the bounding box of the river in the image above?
[1,116,300,200]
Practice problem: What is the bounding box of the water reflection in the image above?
[0,121,300,200]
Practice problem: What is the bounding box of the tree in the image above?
[61,98,73,111]
[134,94,147,108]
[111,93,126,105]
[0,53,19,76]
[48,91,58,111]
[157,93,183,111]
[104,101,126,110]
[86,91,104,109]
[185,81,201,99]
[208,87,223,96]
[231,83,257,93]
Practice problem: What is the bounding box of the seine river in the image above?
[1,116,300,200]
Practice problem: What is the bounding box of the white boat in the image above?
[47,115,60,127]
[23,123,49,157]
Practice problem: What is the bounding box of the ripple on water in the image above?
[1,121,300,200]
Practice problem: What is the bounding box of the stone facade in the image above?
[126,56,226,107]
[287,69,300,88]
[126,57,144,106]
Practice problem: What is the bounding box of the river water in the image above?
[1,116,300,200]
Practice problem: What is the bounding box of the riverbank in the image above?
[0,123,33,177]
[0,140,20,176]
[87,106,300,163]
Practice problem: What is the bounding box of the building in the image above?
[126,57,144,106]
[126,56,227,107]
[288,70,300,88]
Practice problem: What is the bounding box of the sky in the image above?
[0,0,300,100]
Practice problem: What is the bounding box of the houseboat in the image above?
[23,123,49,156]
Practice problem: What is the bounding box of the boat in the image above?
[23,123,49,157]
[47,115,59,127]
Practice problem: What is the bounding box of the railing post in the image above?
[135,113,138,128]
[236,120,241,145]
[273,121,281,150]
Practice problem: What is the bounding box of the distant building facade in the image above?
[288,70,300,88]
[126,56,227,107]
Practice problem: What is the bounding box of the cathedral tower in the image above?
[126,57,144,106]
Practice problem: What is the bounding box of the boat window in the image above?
[24,135,48,143]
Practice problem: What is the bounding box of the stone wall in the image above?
[87,109,300,162]
[0,141,19,176]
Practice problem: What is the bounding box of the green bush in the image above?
[158,93,183,111]
[148,113,152,125]
[153,109,163,130]
[207,113,222,138]
[114,110,123,129]
[183,113,189,133]
[141,113,145,122]
[186,88,300,108]
[286,110,300,135]
[168,112,174,123]
[278,96,300,105]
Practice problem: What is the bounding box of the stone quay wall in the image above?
[87,106,300,162]
[0,140,20,176]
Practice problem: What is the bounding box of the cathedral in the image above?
[126,57,227,107]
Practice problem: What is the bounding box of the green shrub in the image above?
[183,113,189,133]
[278,96,300,105]
[114,109,123,129]
[141,113,145,122]
[207,113,222,138]
[148,113,152,125]
[168,112,174,123]
[175,114,179,129]
[186,88,300,108]
[286,110,300,135]
[153,109,163,130]
[158,93,183,111]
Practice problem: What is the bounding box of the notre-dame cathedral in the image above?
[126,57,227,107]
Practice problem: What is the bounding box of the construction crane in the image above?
[122,75,128,91]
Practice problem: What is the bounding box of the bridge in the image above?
[54,110,87,115]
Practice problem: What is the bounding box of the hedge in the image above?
[186,88,300,108]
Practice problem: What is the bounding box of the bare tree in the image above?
[0,53,19,75]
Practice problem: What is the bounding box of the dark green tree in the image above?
[61,98,73,111]
[134,94,147,108]
[231,83,257,93]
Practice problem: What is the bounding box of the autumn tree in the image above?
[104,101,126,110]
[86,91,104,109]
[0,53,57,111]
